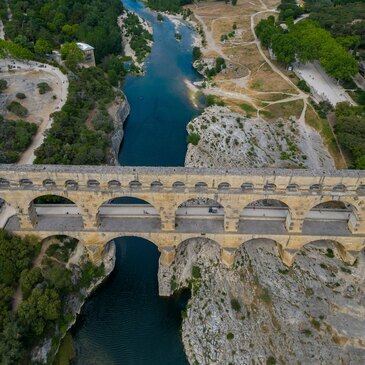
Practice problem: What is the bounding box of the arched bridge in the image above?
[1,164,365,267]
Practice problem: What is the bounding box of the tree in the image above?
[20,267,43,299]
[60,42,83,69]
[0,79,7,92]
[271,32,297,65]
[34,39,53,55]
[17,288,61,337]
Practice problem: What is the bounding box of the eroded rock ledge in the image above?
[159,238,365,365]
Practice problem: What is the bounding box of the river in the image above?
[72,0,201,363]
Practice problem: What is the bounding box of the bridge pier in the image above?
[278,246,298,267]
[221,247,236,268]
[159,246,176,266]
[84,243,105,265]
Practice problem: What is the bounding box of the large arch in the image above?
[303,200,358,235]
[175,197,224,233]
[28,194,83,231]
[240,199,291,233]
[97,196,160,232]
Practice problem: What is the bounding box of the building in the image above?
[76,42,96,68]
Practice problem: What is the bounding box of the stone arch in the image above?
[97,196,160,231]
[27,193,83,230]
[303,200,360,234]
[175,197,224,233]
[241,199,291,232]
[300,239,357,265]
[0,196,17,229]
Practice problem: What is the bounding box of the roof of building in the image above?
[76,42,94,51]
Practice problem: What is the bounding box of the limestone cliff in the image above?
[159,238,365,365]
[108,92,130,165]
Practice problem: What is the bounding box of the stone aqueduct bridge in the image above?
[1,164,365,268]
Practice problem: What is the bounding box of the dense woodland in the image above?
[0,231,104,364]
[2,0,123,63]
[146,0,193,13]
[34,67,120,165]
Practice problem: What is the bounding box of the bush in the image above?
[16,92,26,99]
[230,298,241,312]
[266,357,276,365]
[157,13,164,21]
[37,82,52,94]
[192,46,202,61]
[192,265,201,279]
[187,132,200,145]
[0,79,7,91]
[325,248,335,258]
[297,79,310,93]
[226,332,234,340]
[6,101,28,117]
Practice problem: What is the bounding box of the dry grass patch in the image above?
[224,43,263,71]
[252,93,292,102]
[261,99,304,121]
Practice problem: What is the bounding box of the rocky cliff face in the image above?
[108,93,130,165]
[159,238,365,365]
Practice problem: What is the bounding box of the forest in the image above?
[147,0,193,13]
[255,17,358,80]
[34,67,120,165]
[3,0,123,63]
[0,231,104,364]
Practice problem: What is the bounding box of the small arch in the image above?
[332,184,346,193]
[151,181,163,191]
[195,182,208,192]
[129,180,142,190]
[65,180,78,190]
[300,240,350,264]
[218,182,230,191]
[172,181,185,191]
[264,183,276,192]
[0,178,10,188]
[87,179,100,189]
[287,183,299,192]
[19,178,33,188]
[108,180,121,189]
[309,184,322,193]
[237,238,284,264]
[241,182,254,192]
[43,179,56,188]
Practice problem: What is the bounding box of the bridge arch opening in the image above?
[97,196,160,232]
[0,197,17,230]
[175,198,224,233]
[240,199,290,233]
[28,194,83,231]
[303,200,358,234]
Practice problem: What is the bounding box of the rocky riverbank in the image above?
[159,238,365,365]
[185,106,334,170]
[108,92,130,165]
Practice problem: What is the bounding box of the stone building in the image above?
[76,42,96,68]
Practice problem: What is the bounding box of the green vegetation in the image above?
[192,265,202,279]
[334,102,365,169]
[0,116,36,163]
[266,357,277,365]
[297,79,310,93]
[0,230,105,364]
[16,92,26,99]
[187,132,200,145]
[157,13,164,22]
[3,0,123,63]
[34,67,120,165]
[256,17,358,80]
[192,46,202,62]
[205,57,226,77]
[147,0,193,13]
[326,248,335,258]
[226,332,234,340]
[6,101,28,117]
[60,42,84,70]
[230,298,241,312]
[278,0,304,21]
[0,79,7,91]
[37,82,52,94]
[123,12,153,63]
[205,94,225,107]
[0,39,34,60]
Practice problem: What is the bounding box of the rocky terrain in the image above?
[185,106,334,170]
[159,238,365,365]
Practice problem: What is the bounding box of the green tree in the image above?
[20,267,43,299]
[18,288,61,337]
[34,39,53,55]
[271,32,297,65]
[60,42,83,69]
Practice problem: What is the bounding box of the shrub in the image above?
[192,265,201,279]
[6,101,28,117]
[157,13,164,22]
[187,132,200,145]
[0,79,7,91]
[16,92,26,99]
[311,319,320,330]
[227,332,234,340]
[37,82,52,94]
[325,248,334,258]
[192,46,202,61]
[298,79,310,92]
[230,298,241,312]
[266,357,276,365]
